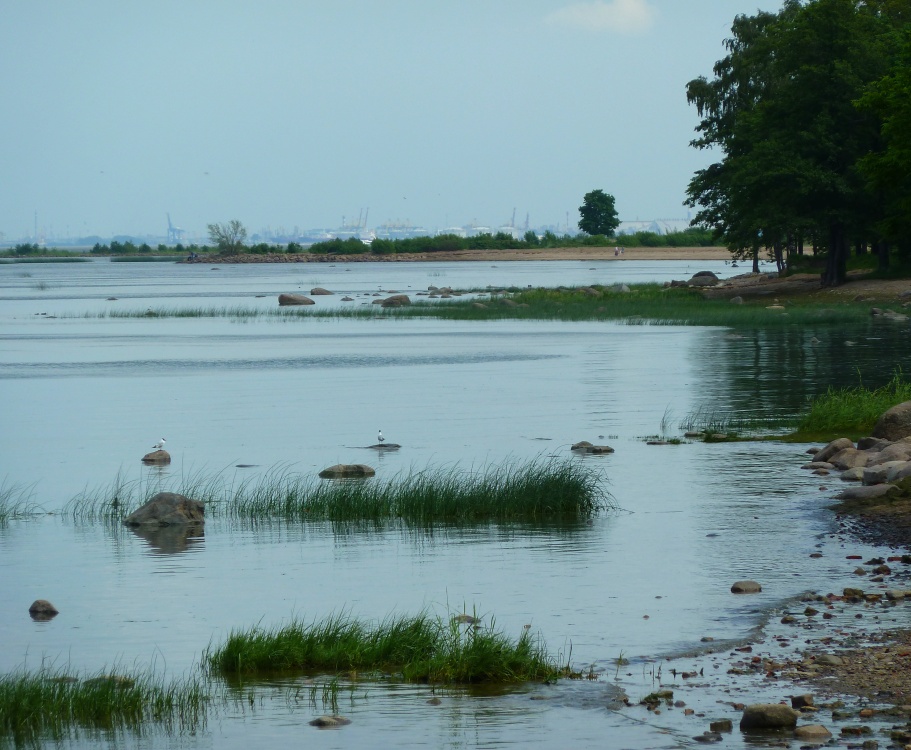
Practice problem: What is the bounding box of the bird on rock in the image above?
[377,430,385,443]
[152,438,166,450]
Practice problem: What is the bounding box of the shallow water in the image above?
[1,259,909,748]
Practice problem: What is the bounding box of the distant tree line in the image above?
[685,0,911,283]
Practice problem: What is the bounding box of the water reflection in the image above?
[128,523,205,555]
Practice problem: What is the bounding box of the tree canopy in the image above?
[685,0,910,284]
[207,220,248,254]
[578,190,620,237]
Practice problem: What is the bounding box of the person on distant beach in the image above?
[614,247,619,256]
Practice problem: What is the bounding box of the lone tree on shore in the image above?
[578,190,619,236]
[207,220,247,254]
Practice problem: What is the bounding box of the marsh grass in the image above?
[65,461,608,525]
[678,407,798,438]
[67,284,877,326]
[794,371,911,438]
[0,482,40,522]
[207,611,569,684]
[0,668,207,740]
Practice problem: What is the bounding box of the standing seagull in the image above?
[152,438,166,450]
[377,430,385,444]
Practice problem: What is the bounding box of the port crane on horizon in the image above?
[166,213,185,244]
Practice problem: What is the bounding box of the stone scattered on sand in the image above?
[123,492,204,527]
[278,293,315,306]
[814,654,844,667]
[731,580,762,594]
[141,449,171,465]
[739,704,798,730]
[318,464,376,479]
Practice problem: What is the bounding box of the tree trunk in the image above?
[821,223,848,287]
[752,246,759,273]
[855,241,867,256]
[773,241,784,273]
[876,240,890,272]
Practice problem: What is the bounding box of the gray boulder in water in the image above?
[318,464,376,479]
[123,492,205,527]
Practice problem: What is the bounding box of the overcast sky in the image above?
[1,0,785,241]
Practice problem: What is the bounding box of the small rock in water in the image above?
[29,599,59,621]
[309,715,351,728]
[730,580,762,594]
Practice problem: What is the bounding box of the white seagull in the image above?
[152,438,166,450]
[377,430,385,443]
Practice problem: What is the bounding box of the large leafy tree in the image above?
[207,220,248,254]
[578,190,619,236]
[685,0,898,285]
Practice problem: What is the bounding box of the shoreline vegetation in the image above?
[63,460,609,525]
[207,612,572,684]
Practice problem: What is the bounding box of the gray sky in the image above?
[1,0,783,241]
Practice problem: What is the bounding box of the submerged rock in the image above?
[278,293,315,306]
[318,464,376,479]
[793,724,831,740]
[309,715,351,728]
[29,599,59,621]
[739,703,798,730]
[123,492,204,527]
[571,441,614,454]
[731,580,762,594]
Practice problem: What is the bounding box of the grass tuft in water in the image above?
[0,482,40,522]
[0,667,207,740]
[794,371,911,438]
[64,460,609,525]
[207,611,569,684]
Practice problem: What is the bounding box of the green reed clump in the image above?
[796,371,911,437]
[207,612,567,684]
[0,668,207,740]
[225,460,607,523]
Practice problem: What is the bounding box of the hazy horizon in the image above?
[2,0,784,242]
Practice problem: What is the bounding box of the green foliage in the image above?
[796,371,911,437]
[578,189,619,236]
[207,611,569,684]
[307,237,370,255]
[0,668,206,740]
[686,0,905,283]
[207,220,247,254]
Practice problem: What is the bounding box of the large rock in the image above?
[381,294,411,308]
[310,287,334,295]
[872,401,911,441]
[731,580,762,594]
[834,484,895,502]
[813,438,854,463]
[862,461,908,485]
[739,704,798,730]
[278,293,315,306]
[867,441,911,466]
[141,449,171,465]
[827,448,868,470]
[318,464,376,479]
[123,492,204,527]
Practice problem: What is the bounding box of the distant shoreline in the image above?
[208,246,732,264]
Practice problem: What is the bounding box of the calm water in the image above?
[1,258,909,748]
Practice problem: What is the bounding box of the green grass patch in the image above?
[0,668,206,741]
[792,371,911,439]
[64,461,610,525]
[109,256,180,263]
[207,611,570,684]
[68,284,878,327]
[0,256,89,264]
